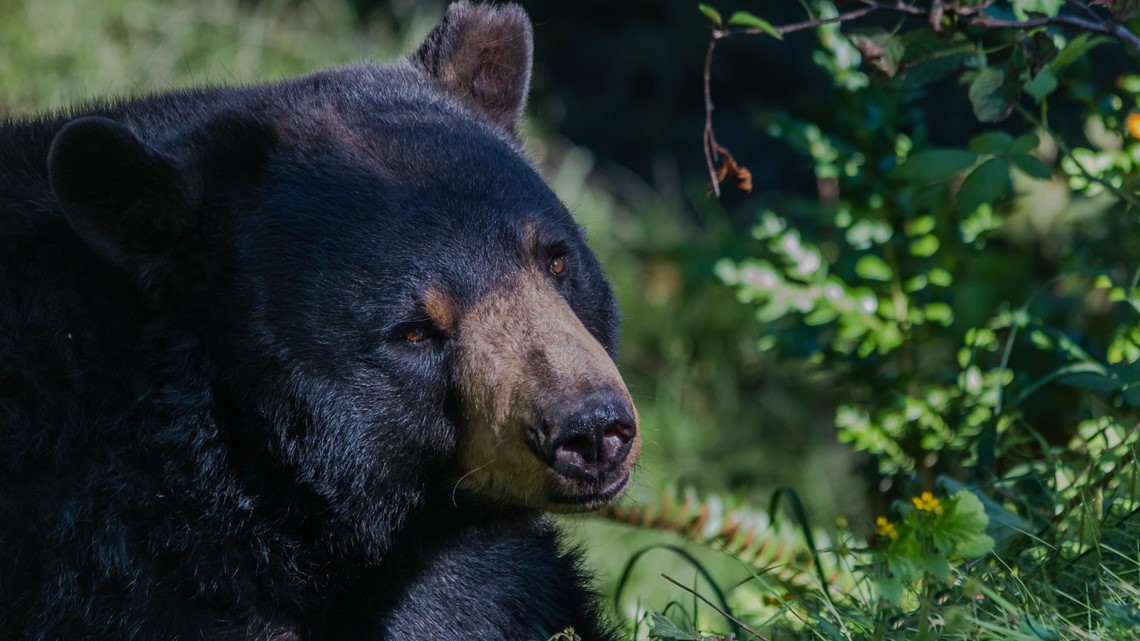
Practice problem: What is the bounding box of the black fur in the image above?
[0,3,623,640]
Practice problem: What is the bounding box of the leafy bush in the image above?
[701,0,1140,488]
[616,1,1140,639]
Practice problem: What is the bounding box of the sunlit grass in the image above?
[0,0,444,114]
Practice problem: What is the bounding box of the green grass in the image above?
[0,0,435,115]
[617,452,1140,640]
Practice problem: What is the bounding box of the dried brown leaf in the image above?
[705,152,753,197]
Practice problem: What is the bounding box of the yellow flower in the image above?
[875,516,898,540]
[763,593,797,607]
[1128,113,1140,139]
[912,491,944,515]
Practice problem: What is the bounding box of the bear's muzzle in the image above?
[453,269,640,511]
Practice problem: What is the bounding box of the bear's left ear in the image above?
[412,0,533,135]
[49,116,199,269]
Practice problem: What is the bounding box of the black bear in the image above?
[0,2,640,639]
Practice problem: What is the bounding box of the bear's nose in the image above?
[549,390,636,480]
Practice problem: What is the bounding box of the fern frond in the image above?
[597,487,858,593]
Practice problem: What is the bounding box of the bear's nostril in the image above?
[605,421,635,441]
[547,390,637,480]
[554,435,594,469]
[601,423,631,461]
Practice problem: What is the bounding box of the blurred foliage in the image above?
[0,0,415,113]
[625,0,1140,639]
[707,0,1140,489]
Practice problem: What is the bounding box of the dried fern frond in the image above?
[597,487,857,592]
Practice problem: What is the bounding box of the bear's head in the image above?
[45,0,639,550]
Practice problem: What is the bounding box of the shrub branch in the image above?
[701,0,1140,197]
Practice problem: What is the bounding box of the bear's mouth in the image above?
[547,468,632,510]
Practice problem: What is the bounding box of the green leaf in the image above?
[969,66,1020,123]
[812,618,847,641]
[968,132,1013,155]
[921,552,953,580]
[1104,601,1140,627]
[855,255,892,282]
[1019,617,1060,640]
[756,296,791,323]
[954,531,996,558]
[1124,384,1140,408]
[1013,0,1063,17]
[875,577,905,605]
[928,268,953,286]
[1108,360,1140,379]
[1011,153,1052,179]
[899,29,973,63]
[1024,69,1058,103]
[909,235,940,257]
[958,157,1011,214]
[1048,33,1111,71]
[885,535,925,583]
[896,53,971,88]
[925,303,953,325]
[697,3,722,27]
[940,477,1030,551]
[894,30,973,88]
[1010,133,1040,155]
[1059,372,1125,394]
[892,149,978,182]
[805,307,839,326]
[727,11,782,39]
[649,613,702,641]
[932,490,992,557]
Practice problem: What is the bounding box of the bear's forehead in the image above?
[260,87,545,206]
[265,64,518,159]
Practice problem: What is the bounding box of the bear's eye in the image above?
[549,256,568,276]
[391,320,446,351]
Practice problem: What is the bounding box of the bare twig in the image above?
[931,0,946,32]
[968,12,1140,50]
[719,4,881,37]
[660,573,773,641]
[702,37,722,198]
[710,1,1140,50]
[953,0,1000,16]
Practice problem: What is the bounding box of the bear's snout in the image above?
[453,270,640,511]
[548,388,637,481]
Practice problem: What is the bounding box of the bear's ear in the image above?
[413,1,533,135]
[49,116,197,268]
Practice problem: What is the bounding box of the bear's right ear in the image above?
[412,1,533,135]
[49,116,197,269]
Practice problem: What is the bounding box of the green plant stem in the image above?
[883,240,911,336]
[660,574,772,641]
[917,588,932,638]
[1016,105,1140,210]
